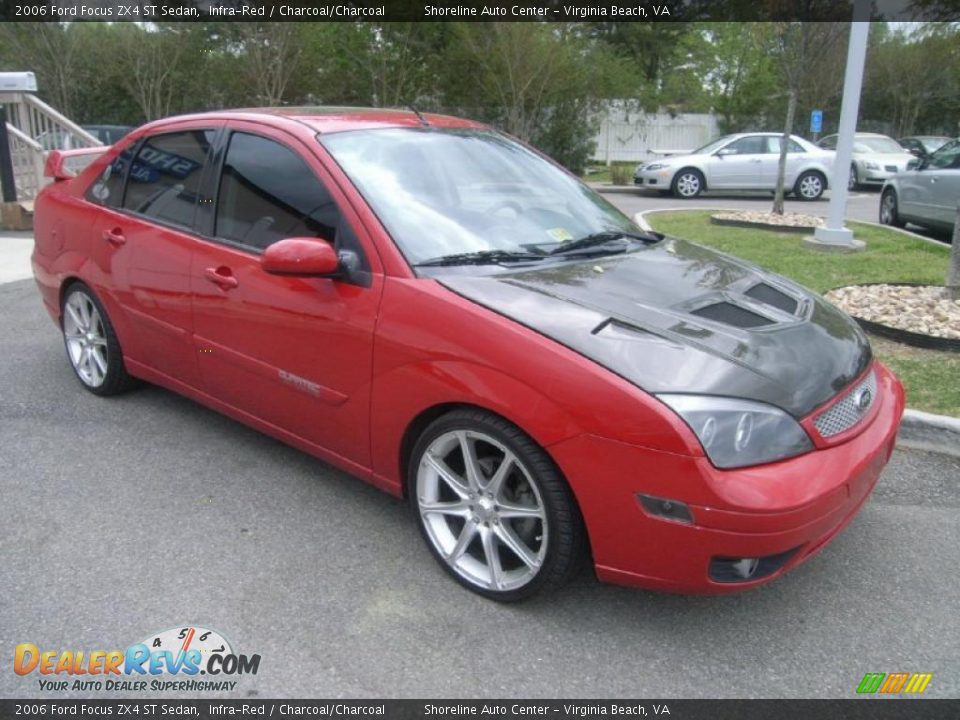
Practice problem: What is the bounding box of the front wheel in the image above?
[848,165,860,191]
[672,169,705,198]
[61,283,136,396]
[879,189,905,228]
[794,171,826,201]
[409,409,586,601]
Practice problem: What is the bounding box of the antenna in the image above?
[407,104,430,128]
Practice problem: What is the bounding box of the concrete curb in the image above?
[634,207,960,457]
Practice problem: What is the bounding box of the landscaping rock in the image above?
[825,284,960,340]
[711,210,825,228]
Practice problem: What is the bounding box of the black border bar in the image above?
[2,700,960,719]
[2,0,959,22]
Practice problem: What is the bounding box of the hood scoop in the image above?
[690,301,774,329]
[745,282,800,315]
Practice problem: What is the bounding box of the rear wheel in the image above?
[672,169,705,198]
[794,171,826,201]
[879,189,905,228]
[61,283,136,396]
[408,408,586,601]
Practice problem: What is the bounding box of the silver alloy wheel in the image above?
[675,172,702,197]
[63,289,108,387]
[416,429,548,592]
[880,192,896,224]
[798,174,823,199]
[848,166,858,191]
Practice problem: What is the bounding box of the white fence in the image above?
[592,106,720,164]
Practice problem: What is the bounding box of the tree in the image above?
[764,21,846,215]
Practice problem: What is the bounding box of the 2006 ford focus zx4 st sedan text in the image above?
[32,108,905,601]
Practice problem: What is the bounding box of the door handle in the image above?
[204,267,239,290]
[102,228,126,247]
[930,177,938,183]
[750,158,763,163]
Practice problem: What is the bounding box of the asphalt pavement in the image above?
[2,277,959,699]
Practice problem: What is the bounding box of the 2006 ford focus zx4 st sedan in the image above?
[32,108,905,601]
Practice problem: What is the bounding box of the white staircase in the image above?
[1,91,103,202]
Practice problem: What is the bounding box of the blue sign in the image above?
[810,110,823,134]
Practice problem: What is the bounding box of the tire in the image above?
[61,282,137,396]
[794,171,826,201]
[879,188,905,228]
[848,165,860,191]
[671,168,705,199]
[408,408,587,602]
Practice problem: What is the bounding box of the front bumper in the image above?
[634,167,675,188]
[858,167,903,185]
[550,362,905,593]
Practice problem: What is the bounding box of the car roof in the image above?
[900,135,951,140]
[138,107,487,135]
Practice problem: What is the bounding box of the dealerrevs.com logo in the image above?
[14,625,261,693]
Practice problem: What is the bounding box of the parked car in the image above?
[633,132,834,200]
[880,137,960,233]
[817,132,915,190]
[898,135,952,159]
[33,109,904,600]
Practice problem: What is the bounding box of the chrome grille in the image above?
[813,370,877,438]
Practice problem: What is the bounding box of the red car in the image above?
[32,108,905,601]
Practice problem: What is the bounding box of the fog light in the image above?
[709,547,800,583]
[731,557,759,579]
[637,494,694,524]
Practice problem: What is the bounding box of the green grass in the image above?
[645,210,959,417]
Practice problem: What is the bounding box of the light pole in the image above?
[809,0,871,251]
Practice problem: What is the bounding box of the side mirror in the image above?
[261,238,341,277]
[715,148,735,157]
[906,158,921,171]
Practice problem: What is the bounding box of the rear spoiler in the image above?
[44,146,108,182]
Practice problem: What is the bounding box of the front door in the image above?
[190,127,382,467]
[707,136,769,189]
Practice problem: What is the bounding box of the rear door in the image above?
[189,124,383,466]
[86,124,220,386]
[765,136,807,186]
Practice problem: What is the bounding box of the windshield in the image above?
[319,128,638,266]
[690,136,733,155]
[855,137,905,153]
[920,137,950,153]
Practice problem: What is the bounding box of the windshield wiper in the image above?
[415,249,546,267]
[547,230,662,256]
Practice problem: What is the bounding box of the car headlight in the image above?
[863,161,880,170]
[657,395,814,469]
[644,163,669,171]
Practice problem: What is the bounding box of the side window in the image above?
[215,132,341,252]
[86,144,135,208]
[726,136,766,155]
[929,141,960,170]
[122,130,216,229]
[766,137,805,154]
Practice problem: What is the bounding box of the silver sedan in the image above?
[633,133,834,200]
[880,138,960,233]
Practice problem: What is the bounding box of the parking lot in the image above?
[601,186,953,244]
[2,272,959,699]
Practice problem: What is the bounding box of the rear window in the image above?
[121,130,216,229]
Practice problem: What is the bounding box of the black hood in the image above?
[437,238,871,418]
